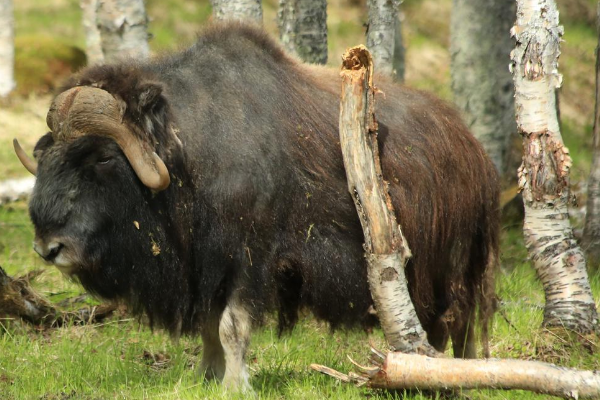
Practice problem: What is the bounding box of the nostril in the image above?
[46,243,64,262]
[33,241,64,262]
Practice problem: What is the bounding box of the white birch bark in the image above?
[366,0,400,77]
[322,352,600,399]
[451,0,516,173]
[210,0,263,25]
[339,46,436,355]
[96,0,150,62]
[583,1,600,268]
[277,0,327,64]
[0,0,15,98]
[81,0,104,65]
[511,0,599,333]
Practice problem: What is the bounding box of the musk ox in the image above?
[14,23,499,390]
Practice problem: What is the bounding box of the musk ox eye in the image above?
[97,157,112,165]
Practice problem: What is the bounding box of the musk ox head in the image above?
[13,86,175,294]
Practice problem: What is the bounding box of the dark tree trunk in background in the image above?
[210,0,263,25]
[97,0,150,62]
[278,0,327,64]
[511,0,599,334]
[81,0,104,65]
[583,1,600,269]
[366,0,401,77]
[393,18,405,82]
[451,0,516,174]
[0,0,15,98]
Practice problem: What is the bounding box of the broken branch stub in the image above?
[338,45,436,355]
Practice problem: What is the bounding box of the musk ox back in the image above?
[15,23,499,390]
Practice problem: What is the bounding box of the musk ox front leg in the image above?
[218,299,253,392]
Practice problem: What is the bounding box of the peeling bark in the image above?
[210,0,263,25]
[451,0,516,173]
[511,0,599,334]
[81,0,104,65]
[312,350,600,399]
[0,0,15,97]
[277,0,327,64]
[583,1,600,269]
[338,46,436,355]
[366,0,400,77]
[96,0,150,63]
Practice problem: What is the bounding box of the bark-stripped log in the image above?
[583,1,600,269]
[338,46,436,355]
[366,0,401,77]
[511,0,599,333]
[312,351,600,399]
[278,0,327,64]
[0,0,15,97]
[81,0,104,65]
[210,0,263,25]
[97,0,150,63]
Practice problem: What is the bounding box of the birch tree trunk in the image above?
[583,1,600,269]
[338,46,436,355]
[366,0,400,77]
[210,0,263,25]
[97,0,150,63]
[451,0,516,173]
[277,0,327,64]
[511,0,599,334]
[0,0,15,98]
[81,0,104,65]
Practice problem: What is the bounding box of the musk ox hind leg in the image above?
[218,298,253,392]
[199,317,226,382]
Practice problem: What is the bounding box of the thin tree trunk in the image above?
[338,46,436,355]
[451,0,516,174]
[511,0,599,333]
[583,1,600,269]
[81,0,104,65]
[0,0,15,98]
[312,350,600,399]
[392,17,405,82]
[96,0,150,63]
[366,0,400,77]
[277,0,327,64]
[210,0,263,25]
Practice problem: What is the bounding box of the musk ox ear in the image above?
[136,82,164,113]
[33,132,55,159]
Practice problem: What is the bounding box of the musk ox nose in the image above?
[33,240,64,263]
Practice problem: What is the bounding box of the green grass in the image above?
[2,0,600,398]
[1,202,599,399]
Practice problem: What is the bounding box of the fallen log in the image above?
[0,266,115,327]
[0,177,34,205]
[312,349,600,399]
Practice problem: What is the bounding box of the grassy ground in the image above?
[2,0,600,399]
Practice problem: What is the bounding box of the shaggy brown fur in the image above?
[28,23,499,360]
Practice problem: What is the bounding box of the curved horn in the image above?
[13,139,38,175]
[48,87,170,191]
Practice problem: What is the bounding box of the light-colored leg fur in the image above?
[218,299,253,392]
[199,318,226,381]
